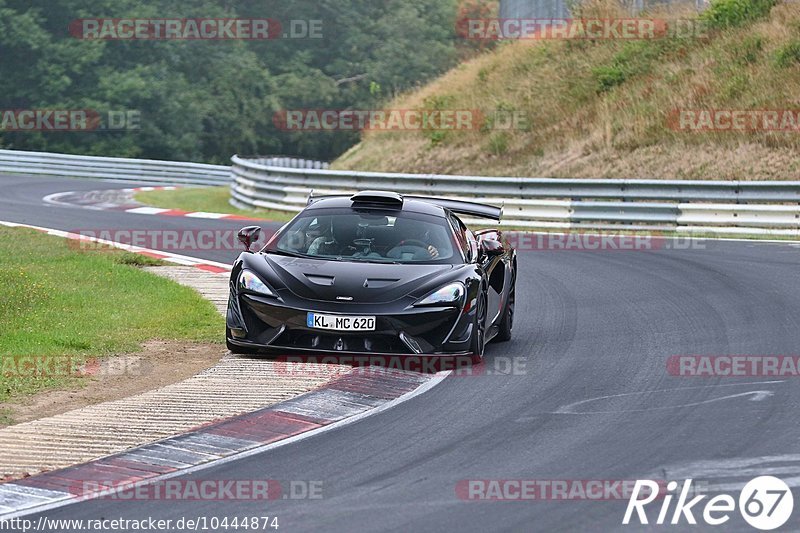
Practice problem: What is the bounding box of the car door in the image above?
[451,215,503,324]
[472,226,508,325]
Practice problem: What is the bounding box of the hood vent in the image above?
[363,278,400,289]
[304,274,335,286]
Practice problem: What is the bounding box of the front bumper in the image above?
[227,291,474,355]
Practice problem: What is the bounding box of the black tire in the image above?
[495,268,516,343]
[226,327,259,355]
[470,287,488,362]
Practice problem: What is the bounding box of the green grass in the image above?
[112,251,167,267]
[135,186,295,222]
[0,227,222,404]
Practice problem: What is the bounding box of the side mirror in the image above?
[237,226,262,253]
[479,238,505,258]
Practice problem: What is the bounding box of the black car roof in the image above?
[304,195,448,218]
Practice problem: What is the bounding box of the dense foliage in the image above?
[700,0,779,28]
[0,0,459,162]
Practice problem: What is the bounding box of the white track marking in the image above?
[185,212,230,219]
[125,206,170,215]
[42,191,78,207]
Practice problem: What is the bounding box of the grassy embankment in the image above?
[334,0,800,180]
[0,227,222,421]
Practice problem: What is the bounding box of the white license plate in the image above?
[307,313,376,331]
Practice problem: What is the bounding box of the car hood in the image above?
[264,254,454,304]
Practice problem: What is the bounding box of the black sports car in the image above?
[226,191,516,361]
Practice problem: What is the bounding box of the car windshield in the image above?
[268,208,461,264]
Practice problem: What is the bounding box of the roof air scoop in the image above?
[350,190,403,207]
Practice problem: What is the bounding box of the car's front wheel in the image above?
[495,268,516,343]
[470,288,488,362]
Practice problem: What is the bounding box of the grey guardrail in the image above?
[231,155,800,236]
[0,149,229,186]
[3,149,797,236]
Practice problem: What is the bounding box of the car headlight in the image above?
[414,282,465,307]
[238,270,275,297]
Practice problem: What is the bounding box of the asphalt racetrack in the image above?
[2,174,800,532]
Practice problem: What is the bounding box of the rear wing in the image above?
[406,196,502,221]
[306,191,503,221]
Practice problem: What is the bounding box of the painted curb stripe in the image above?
[130,187,177,193]
[195,264,230,274]
[0,368,437,517]
[185,212,230,219]
[124,206,170,215]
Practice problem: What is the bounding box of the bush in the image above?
[735,35,763,65]
[774,41,800,68]
[487,132,509,155]
[421,95,456,146]
[700,0,778,29]
[593,64,629,92]
[592,41,664,93]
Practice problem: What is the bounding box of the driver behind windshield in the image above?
[281,216,328,254]
[274,210,455,262]
[307,216,359,256]
[388,217,449,260]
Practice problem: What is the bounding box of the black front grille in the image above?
[275,330,410,354]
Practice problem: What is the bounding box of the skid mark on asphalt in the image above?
[527,380,786,416]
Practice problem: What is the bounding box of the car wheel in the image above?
[226,327,259,355]
[470,288,488,362]
[495,268,516,343]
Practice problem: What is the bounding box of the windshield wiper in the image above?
[360,259,402,265]
[268,249,315,259]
